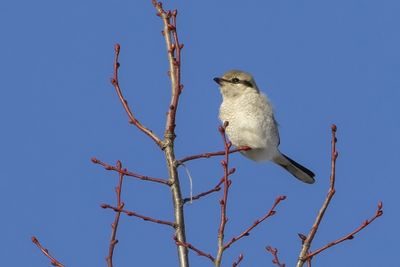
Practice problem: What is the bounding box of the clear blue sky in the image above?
[1,1,398,266]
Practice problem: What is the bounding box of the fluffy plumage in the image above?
[214,70,315,184]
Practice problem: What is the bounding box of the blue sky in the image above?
[1,1,398,266]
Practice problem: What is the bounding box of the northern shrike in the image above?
[214,70,315,184]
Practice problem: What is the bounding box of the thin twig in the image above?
[101,204,176,227]
[31,236,65,267]
[106,161,124,267]
[306,201,383,259]
[215,122,233,267]
[232,253,244,267]
[92,157,170,186]
[173,236,215,262]
[177,146,251,165]
[110,43,164,148]
[224,196,286,250]
[266,246,286,267]
[183,169,235,204]
[296,124,339,267]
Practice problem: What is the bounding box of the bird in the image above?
[214,70,315,184]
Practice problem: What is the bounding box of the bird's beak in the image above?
[213,77,222,85]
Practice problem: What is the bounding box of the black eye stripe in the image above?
[240,80,253,88]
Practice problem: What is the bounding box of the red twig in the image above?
[106,161,124,267]
[296,124,339,267]
[266,246,286,267]
[215,122,233,266]
[183,169,235,204]
[173,236,215,262]
[110,43,164,148]
[101,204,175,227]
[232,253,244,267]
[91,157,170,185]
[296,125,383,267]
[224,195,286,250]
[307,201,383,259]
[31,236,65,267]
[177,146,251,165]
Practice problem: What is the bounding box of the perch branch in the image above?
[215,122,233,267]
[177,146,251,165]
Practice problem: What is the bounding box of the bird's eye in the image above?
[231,78,240,83]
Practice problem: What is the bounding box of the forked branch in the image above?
[296,125,383,267]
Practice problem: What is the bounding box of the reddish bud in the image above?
[91,157,99,163]
[331,124,337,132]
[114,43,120,52]
[100,204,108,209]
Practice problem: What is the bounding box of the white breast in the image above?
[219,92,279,161]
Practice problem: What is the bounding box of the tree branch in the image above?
[101,203,176,227]
[232,253,244,267]
[306,201,383,260]
[110,43,164,148]
[91,157,170,186]
[224,195,286,250]
[106,160,124,267]
[296,124,339,267]
[31,236,65,267]
[296,124,383,266]
[183,169,235,204]
[215,123,233,267]
[266,246,286,267]
[151,1,189,266]
[177,146,251,165]
[173,236,215,262]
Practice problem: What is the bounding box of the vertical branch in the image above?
[215,122,233,267]
[106,161,125,267]
[296,125,338,267]
[152,1,188,266]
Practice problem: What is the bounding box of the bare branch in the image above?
[183,169,235,204]
[296,124,339,267]
[31,236,65,267]
[101,203,175,227]
[296,125,383,266]
[152,1,189,266]
[224,195,286,250]
[106,160,124,267]
[110,43,164,148]
[173,236,215,262]
[215,122,233,267]
[232,253,244,267]
[177,146,251,165]
[266,246,286,267]
[91,157,170,186]
[306,201,383,259]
